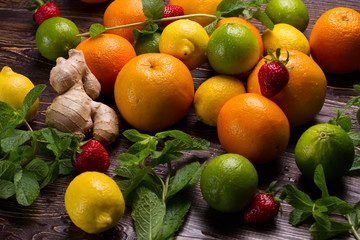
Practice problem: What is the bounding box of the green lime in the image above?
[133,33,161,55]
[200,153,258,213]
[207,23,259,75]
[295,123,354,181]
[265,0,309,32]
[36,17,81,61]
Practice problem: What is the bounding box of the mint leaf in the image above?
[314,164,329,198]
[0,160,17,180]
[114,164,141,178]
[132,187,166,240]
[0,101,17,132]
[187,161,207,187]
[89,23,106,37]
[7,145,33,165]
[349,201,360,228]
[216,0,246,17]
[123,129,151,142]
[309,218,351,240]
[21,84,46,118]
[24,158,49,180]
[166,161,200,199]
[40,160,59,189]
[205,19,219,35]
[289,208,312,226]
[348,130,360,146]
[1,129,33,152]
[141,0,164,20]
[59,158,75,175]
[133,23,159,42]
[354,84,360,94]
[282,184,314,211]
[0,179,15,199]
[252,9,274,30]
[156,130,193,143]
[315,197,353,215]
[122,166,152,200]
[350,154,360,171]
[337,115,352,132]
[14,170,40,206]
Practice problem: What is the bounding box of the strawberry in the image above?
[161,5,184,27]
[244,181,281,223]
[72,140,110,173]
[258,48,292,98]
[29,0,60,25]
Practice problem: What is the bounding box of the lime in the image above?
[207,23,260,75]
[295,123,354,181]
[200,153,258,213]
[265,0,309,32]
[133,33,161,55]
[36,17,81,61]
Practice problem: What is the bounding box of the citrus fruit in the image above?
[76,33,136,94]
[295,123,355,181]
[169,0,222,27]
[103,0,147,43]
[265,0,309,32]
[217,93,290,164]
[194,75,246,127]
[114,53,194,132]
[247,50,327,127]
[200,153,258,213]
[262,23,310,55]
[159,19,209,70]
[217,17,264,60]
[133,32,161,55]
[0,66,39,122]
[309,7,360,74]
[36,17,81,61]
[64,171,125,234]
[207,23,260,75]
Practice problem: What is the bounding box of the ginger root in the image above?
[45,49,119,146]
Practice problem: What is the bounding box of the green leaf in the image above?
[133,23,159,42]
[141,0,164,20]
[114,164,141,178]
[132,187,166,240]
[24,158,49,180]
[40,160,59,189]
[166,161,200,199]
[252,9,274,30]
[1,129,33,152]
[309,218,351,240]
[289,208,313,226]
[0,101,17,133]
[151,152,184,166]
[14,170,40,206]
[347,130,360,146]
[282,184,314,211]
[0,179,15,199]
[353,84,360,94]
[313,207,331,229]
[123,129,151,142]
[216,0,246,17]
[315,196,353,215]
[349,201,360,228]
[89,23,106,37]
[122,166,152,200]
[314,164,329,198]
[7,145,33,165]
[345,96,360,109]
[0,160,18,180]
[337,115,352,132]
[156,130,193,143]
[350,154,360,171]
[21,84,46,118]
[59,158,75,175]
[155,196,191,240]
[204,11,220,35]
[187,161,207,188]
[357,109,360,127]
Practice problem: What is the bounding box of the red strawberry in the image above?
[244,181,281,223]
[72,140,110,173]
[161,5,184,27]
[29,0,60,25]
[258,49,292,98]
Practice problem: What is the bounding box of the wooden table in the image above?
[1,0,359,239]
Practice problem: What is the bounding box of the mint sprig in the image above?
[114,129,210,240]
[0,85,81,206]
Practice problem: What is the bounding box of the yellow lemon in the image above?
[262,23,310,55]
[194,75,246,127]
[159,19,209,70]
[0,66,39,122]
[65,172,125,234]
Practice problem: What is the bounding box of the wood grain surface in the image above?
[1,0,360,239]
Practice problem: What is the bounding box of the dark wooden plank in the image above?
[0,0,360,239]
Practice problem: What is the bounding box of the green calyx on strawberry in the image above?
[72,139,110,173]
[244,181,282,223]
[258,48,293,98]
[28,0,60,25]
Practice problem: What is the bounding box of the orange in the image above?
[309,7,360,74]
[114,53,194,132]
[76,33,136,95]
[169,0,222,27]
[103,0,147,43]
[217,93,290,164]
[217,17,264,60]
[81,0,107,4]
[247,50,327,127]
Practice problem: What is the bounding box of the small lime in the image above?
[36,17,81,61]
[207,23,260,75]
[133,33,161,55]
[295,123,354,181]
[265,0,309,32]
[200,153,258,213]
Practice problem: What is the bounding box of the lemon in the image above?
[194,75,246,127]
[0,66,39,122]
[65,172,125,234]
[262,23,310,55]
[265,0,309,32]
[159,19,209,70]
[200,153,258,213]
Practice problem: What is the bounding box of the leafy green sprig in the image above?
[0,85,81,206]
[78,0,274,39]
[280,165,360,240]
[114,129,210,240]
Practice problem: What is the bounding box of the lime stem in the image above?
[346,214,360,240]
[76,13,218,37]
